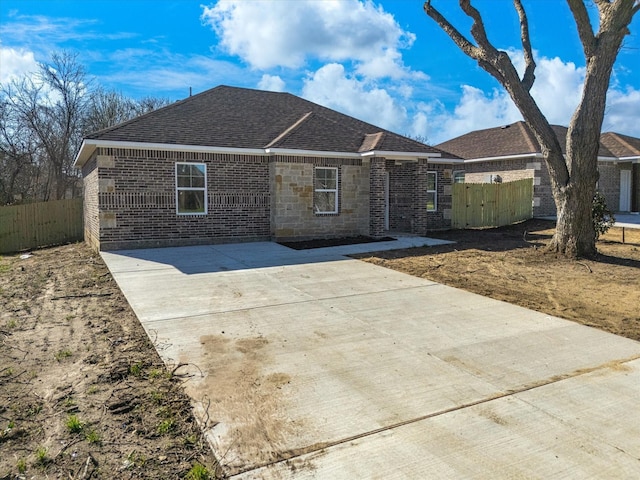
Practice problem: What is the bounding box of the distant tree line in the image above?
[0,52,170,205]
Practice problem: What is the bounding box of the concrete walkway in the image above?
[101,239,640,479]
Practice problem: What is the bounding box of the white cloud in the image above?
[603,87,640,137]
[302,63,407,132]
[257,74,285,92]
[0,47,38,84]
[201,0,416,79]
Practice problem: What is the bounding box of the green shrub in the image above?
[592,191,615,239]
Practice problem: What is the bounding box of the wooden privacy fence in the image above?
[452,178,533,229]
[0,198,83,254]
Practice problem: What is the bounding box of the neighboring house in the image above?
[436,121,639,216]
[74,85,459,251]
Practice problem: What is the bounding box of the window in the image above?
[426,171,437,211]
[176,163,207,215]
[314,167,338,214]
[453,170,465,184]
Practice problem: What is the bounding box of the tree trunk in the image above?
[548,178,596,258]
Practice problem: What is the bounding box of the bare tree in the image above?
[424,0,639,258]
[83,87,136,134]
[1,52,88,200]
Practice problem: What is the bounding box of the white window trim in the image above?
[176,162,208,215]
[314,166,339,214]
[427,171,437,212]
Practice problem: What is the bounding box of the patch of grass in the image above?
[150,391,165,404]
[6,318,17,329]
[16,457,27,473]
[0,260,10,274]
[54,349,72,361]
[156,418,174,435]
[34,446,49,467]
[148,368,165,379]
[85,428,101,444]
[128,362,143,376]
[186,463,211,480]
[86,385,99,395]
[65,414,84,434]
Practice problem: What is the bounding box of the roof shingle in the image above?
[436,121,619,159]
[85,85,443,156]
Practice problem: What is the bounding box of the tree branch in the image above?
[423,2,481,59]
[567,0,596,58]
[514,0,536,91]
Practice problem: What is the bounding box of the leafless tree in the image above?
[424,0,639,258]
[1,52,88,201]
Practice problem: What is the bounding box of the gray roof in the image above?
[80,85,446,163]
[436,121,618,160]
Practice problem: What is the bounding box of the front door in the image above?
[620,169,631,212]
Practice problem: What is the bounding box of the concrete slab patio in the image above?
[101,238,640,479]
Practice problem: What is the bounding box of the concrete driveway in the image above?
[101,239,640,479]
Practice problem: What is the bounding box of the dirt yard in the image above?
[358,219,640,342]
[0,243,220,479]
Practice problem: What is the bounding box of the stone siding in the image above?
[271,158,370,241]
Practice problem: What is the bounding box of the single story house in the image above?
[435,121,640,216]
[74,85,459,251]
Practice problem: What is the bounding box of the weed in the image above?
[156,419,174,435]
[128,362,142,376]
[149,368,164,379]
[1,367,13,377]
[64,314,75,322]
[183,434,197,446]
[62,396,76,408]
[54,349,72,361]
[86,385,99,395]
[16,457,27,473]
[85,428,101,444]
[6,318,17,329]
[186,463,210,480]
[65,414,84,434]
[150,391,165,404]
[34,446,49,466]
[0,261,9,274]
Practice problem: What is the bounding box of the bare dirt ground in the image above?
[357,219,640,342]
[0,243,220,479]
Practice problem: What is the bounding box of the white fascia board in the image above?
[600,155,640,162]
[73,139,268,168]
[360,150,440,160]
[462,153,542,164]
[428,157,465,164]
[264,147,361,158]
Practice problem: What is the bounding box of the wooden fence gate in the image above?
[0,198,83,254]
[452,178,533,229]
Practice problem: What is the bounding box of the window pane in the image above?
[426,173,436,191]
[453,171,465,184]
[315,191,336,213]
[178,190,205,214]
[177,175,191,187]
[426,192,436,211]
[177,164,190,176]
[315,168,337,189]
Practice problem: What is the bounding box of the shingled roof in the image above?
[76,85,446,166]
[600,132,640,159]
[435,121,617,160]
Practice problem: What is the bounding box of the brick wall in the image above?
[271,157,370,241]
[82,155,100,249]
[598,162,621,212]
[91,148,271,250]
[413,161,453,232]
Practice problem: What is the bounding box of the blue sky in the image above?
[1,0,639,144]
